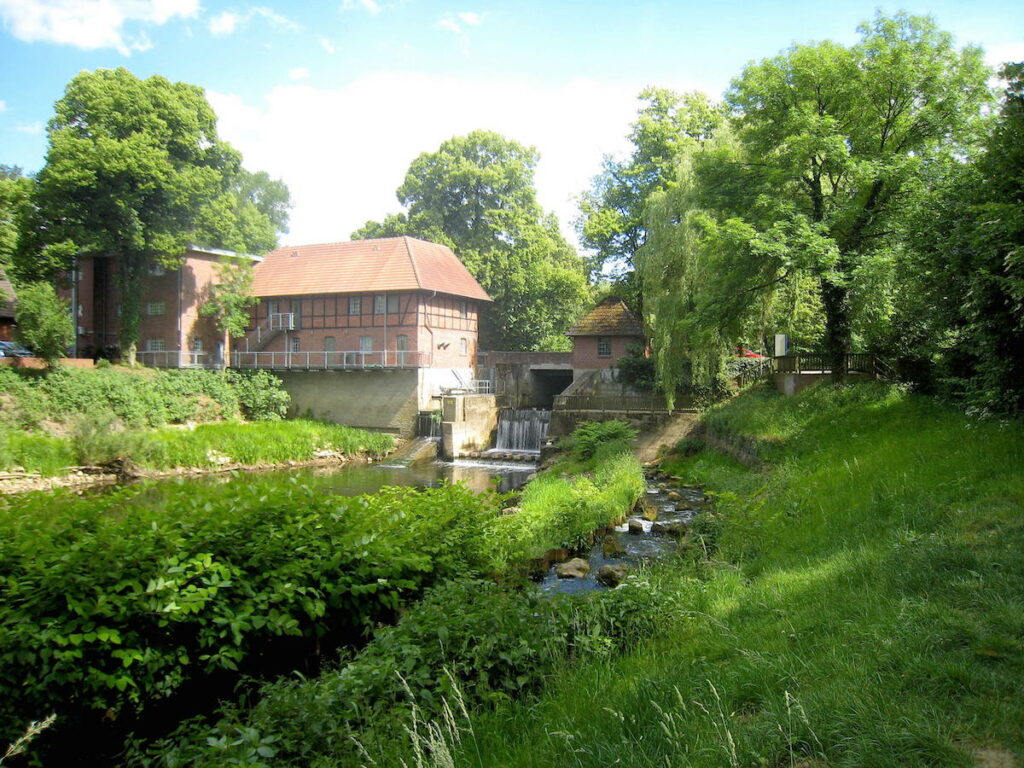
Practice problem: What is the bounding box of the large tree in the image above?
[353,130,589,350]
[18,68,288,363]
[900,63,1024,413]
[578,88,724,281]
[720,13,991,377]
[0,166,32,269]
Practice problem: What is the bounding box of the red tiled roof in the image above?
[251,237,491,301]
[0,268,15,318]
[567,296,643,337]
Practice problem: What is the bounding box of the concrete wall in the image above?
[773,372,874,396]
[277,369,421,434]
[441,393,498,458]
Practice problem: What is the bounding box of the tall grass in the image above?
[389,382,1024,768]
[0,419,393,475]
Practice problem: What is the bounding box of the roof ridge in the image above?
[404,236,424,290]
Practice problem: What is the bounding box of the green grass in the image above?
[0,419,393,475]
[370,381,1024,768]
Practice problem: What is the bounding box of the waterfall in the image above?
[494,409,550,453]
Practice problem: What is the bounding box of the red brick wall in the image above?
[571,335,643,370]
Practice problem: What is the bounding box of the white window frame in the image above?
[146,301,166,316]
[145,338,166,352]
[597,337,612,357]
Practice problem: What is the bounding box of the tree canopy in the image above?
[635,13,993,400]
[353,130,589,350]
[16,67,289,361]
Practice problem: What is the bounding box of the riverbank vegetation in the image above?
[0,366,338,476]
[356,382,1019,768]
[0,424,645,765]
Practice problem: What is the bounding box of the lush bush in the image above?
[137,564,689,768]
[557,419,638,462]
[615,343,656,391]
[0,479,499,760]
[12,281,75,365]
[225,370,290,421]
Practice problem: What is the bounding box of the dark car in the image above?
[0,340,33,357]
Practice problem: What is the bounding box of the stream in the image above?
[538,476,707,594]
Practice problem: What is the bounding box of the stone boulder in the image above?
[627,518,645,535]
[652,520,688,537]
[596,564,629,588]
[601,534,626,558]
[555,558,591,579]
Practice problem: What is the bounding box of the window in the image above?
[192,339,203,353]
[348,296,361,315]
[145,339,166,352]
[324,336,336,353]
[146,301,165,316]
[597,337,611,357]
[147,263,165,276]
[396,334,408,350]
[267,300,279,317]
[374,295,386,314]
[458,300,467,319]
[460,337,468,355]
[359,336,373,352]
[387,294,400,314]
[290,337,301,353]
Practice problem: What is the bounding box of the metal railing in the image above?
[231,350,429,370]
[553,394,671,412]
[136,351,214,368]
[773,353,891,377]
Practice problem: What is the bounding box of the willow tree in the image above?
[20,68,287,363]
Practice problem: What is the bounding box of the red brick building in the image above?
[239,237,491,373]
[67,247,258,366]
[567,296,645,371]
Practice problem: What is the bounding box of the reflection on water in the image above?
[126,458,535,505]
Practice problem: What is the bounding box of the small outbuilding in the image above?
[566,296,644,373]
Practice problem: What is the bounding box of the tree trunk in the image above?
[222,329,230,371]
[819,276,850,383]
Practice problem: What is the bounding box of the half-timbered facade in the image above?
[238,237,490,373]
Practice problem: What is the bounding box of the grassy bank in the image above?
[419,382,1024,768]
[0,419,393,476]
[0,365,394,476]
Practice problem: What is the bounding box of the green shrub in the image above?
[0,480,499,758]
[558,419,638,462]
[225,370,290,420]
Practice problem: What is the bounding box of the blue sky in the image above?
[1,0,1021,247]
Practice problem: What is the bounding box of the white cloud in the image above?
[457,12,483,27]
[288,66,310,80]
[208,74,704,248]
[984,42,1024,69]
[437,15,461,34]
[341,0,380,14]
[0,100,7,113]
[208,6,300,37]
[16,121,44,135]
[0,0,199,55]
[320,37,336,54]
[208,10,240,36]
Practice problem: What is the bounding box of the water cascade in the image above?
[492,409,551,454]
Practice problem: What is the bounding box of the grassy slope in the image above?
[445,383,1024,767]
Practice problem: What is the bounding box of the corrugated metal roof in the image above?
[567,296,643,337]
[251,236,491,301]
